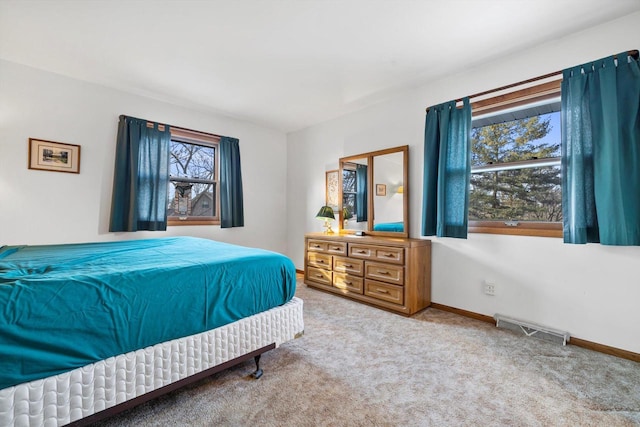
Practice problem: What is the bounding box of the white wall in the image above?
[0,59,289,253]
[287,12,640,353]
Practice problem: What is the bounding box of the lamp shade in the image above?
[316,205,335,220]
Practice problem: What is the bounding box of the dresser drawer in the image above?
[333,256,364,276]
[308,252,332,270]
[365,279,404,305]
[308,239,347,255]
[349,244,404,265]
[372,246,404,264]
[365,261,404,285]
[307,266,332,286]
[307,239,329,252]
[326,241,347,256]
[333,272,364,294]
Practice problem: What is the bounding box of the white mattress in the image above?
[0,297,304,427]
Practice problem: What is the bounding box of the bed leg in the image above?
[251,355,264,379]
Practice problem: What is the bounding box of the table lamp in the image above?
[316,205,335,234]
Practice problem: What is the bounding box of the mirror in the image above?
[339,145,408,237]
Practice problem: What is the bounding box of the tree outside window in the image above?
[469,110,562,226]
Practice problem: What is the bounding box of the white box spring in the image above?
[0,297,304,427]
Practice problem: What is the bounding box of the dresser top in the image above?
[305,232,431,248]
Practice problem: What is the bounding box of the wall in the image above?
[0,59,289,253]
[287,12,640,353]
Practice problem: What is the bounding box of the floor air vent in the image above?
[494,314,570,346]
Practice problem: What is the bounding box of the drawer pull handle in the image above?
[313,245,320,248]
[331,246,341,250]
[318,260,324,263]
[377,270,390,275]
[377,289,389,294]
[357,250,366,254]
[384,253,395,258]
[315,274,323,278]
[345,264,352,268]
[345,281,352,285]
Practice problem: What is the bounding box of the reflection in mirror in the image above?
[338,145,408,237]
[372,152,404,233]
[342,157,368,232]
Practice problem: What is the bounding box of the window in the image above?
[167,128,220,225]
[469,81,563,237]
[342,166,357,218]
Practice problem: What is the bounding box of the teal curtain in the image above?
[422,98,472,238]
[109,116,170,232]
[220,136,244,228]
[562,52,640,245]
[356,164,368,222]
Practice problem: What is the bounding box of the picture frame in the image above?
[28,138,81,174]
[376,183,386,196]
[326,169,339,211]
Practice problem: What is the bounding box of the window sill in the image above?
[168,219,220,226]
[469,221,562,238]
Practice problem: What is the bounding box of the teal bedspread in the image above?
[373,222,404,232]
[0,237,296,390]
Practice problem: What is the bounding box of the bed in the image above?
[0,237,304,426]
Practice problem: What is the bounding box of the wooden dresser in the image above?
[304,232,431,315]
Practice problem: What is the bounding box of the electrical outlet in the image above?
[484,282,496,296]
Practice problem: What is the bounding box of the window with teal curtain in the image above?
[219,136,244,228]
[562,52,640,245]
[422,98,472,238]
[109,116,170,232]
[356,164,368,222]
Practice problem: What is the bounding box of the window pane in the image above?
[471,112,561,168]
[343,169,356,192]
[343,193,355,218]
[169,141,215,180]
[167,182,216,217]
[469,166,562,222]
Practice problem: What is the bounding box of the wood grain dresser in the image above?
[304,232,431,315]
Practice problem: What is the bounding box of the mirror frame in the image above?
[338,145,409,237]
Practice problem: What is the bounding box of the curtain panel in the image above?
[422,98,472,238]
[109,116,170,232]
[219,136,245,228]
[562,52,640,245]
[356,164,368,222]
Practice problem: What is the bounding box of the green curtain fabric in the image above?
[356,164,368,222]
[109,116,170,232]
[562,52,640,245]
[220,136,244,228]
[422,98,472,238]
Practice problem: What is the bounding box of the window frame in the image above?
[341,163,358,219]
[468,79,563,238]
[167,127,221,226]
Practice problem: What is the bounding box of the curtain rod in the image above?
[425,49,639,112]
[120,114,223,139]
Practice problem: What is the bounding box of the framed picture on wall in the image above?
[28,138,81,174]
[326,169,339,211]
[376,184,386,196]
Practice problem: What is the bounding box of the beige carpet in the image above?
[97,283,640,426]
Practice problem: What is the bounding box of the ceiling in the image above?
[1,1,639,133]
